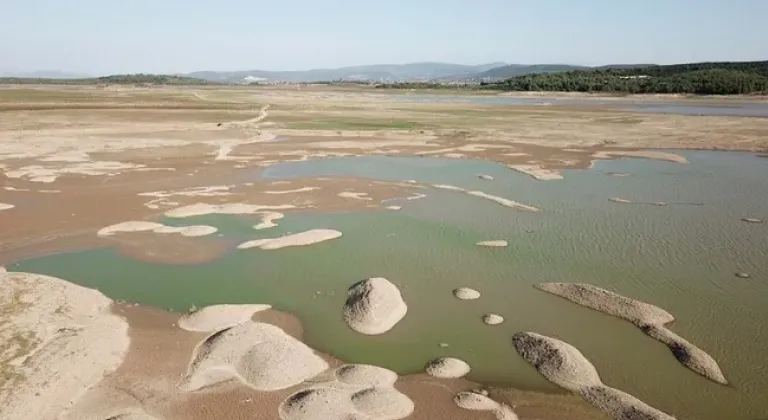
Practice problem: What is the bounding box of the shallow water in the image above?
[389,94,768,117]
[11,152,768,420]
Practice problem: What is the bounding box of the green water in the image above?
[10,152,768,420]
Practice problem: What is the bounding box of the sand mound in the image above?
[508,164,564,181]
[180,321,328,392]
[280,364,414,420]
[478,174,494,180]
[253,212,284,230]
[343,278,408,335]
[386,205,402,210]
[238,229,342,250]
[178,304,272,332]
[483,314,504,325]
[535,282,727,385]
[476,240,508,247]
[454,391,519,420]
[425,357,471,378]
[513,332,674,420]
[165,203,295,218]
[0,271,129,420]
[97,221,217,237]
[0,202,14,211]
[335,364,398,387]
[454,391,501,410]
[453,287,480,300]
[609,197,632,204]
[351,387,414,418]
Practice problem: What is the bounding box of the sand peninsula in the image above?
[343,277,408,335]
[238,229,343,250]
[97,220,218,237]
[535,283,727,385]
[513,332,675,420]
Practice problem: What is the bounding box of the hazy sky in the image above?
[2,0,766,74]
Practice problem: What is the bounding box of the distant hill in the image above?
[0,74,213,85]
[185,62,508,83]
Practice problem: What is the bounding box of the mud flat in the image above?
[0,270,130,420]
[513,332,675,420]
[180,320,328,392]
[238,229,342,250]
[535,283,727,385]
[343,277,408,335]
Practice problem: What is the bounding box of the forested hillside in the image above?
[482,61,768,95]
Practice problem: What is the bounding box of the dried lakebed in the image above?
[8,151,768,420]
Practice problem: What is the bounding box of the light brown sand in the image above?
[535,283,727,385]
[0,270,129,420]
[426,357,471,378]
[476,240,508,247]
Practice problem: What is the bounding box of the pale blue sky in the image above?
[2,0,766,74]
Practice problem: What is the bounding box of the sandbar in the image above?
[513,332,674,420]
[97,221,218,237]
[238,229,342,250]
[178,304,272,332]
[535,282,727,385]
[508,164,564,181]
[476,240,508,247]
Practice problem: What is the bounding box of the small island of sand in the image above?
[238,229,342,250]
[343,277,408,335]
[476,240,509,247]
[454,287,481,300]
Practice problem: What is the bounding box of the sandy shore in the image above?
[0,278,603,420]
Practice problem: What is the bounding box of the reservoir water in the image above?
[10,151,768,420]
